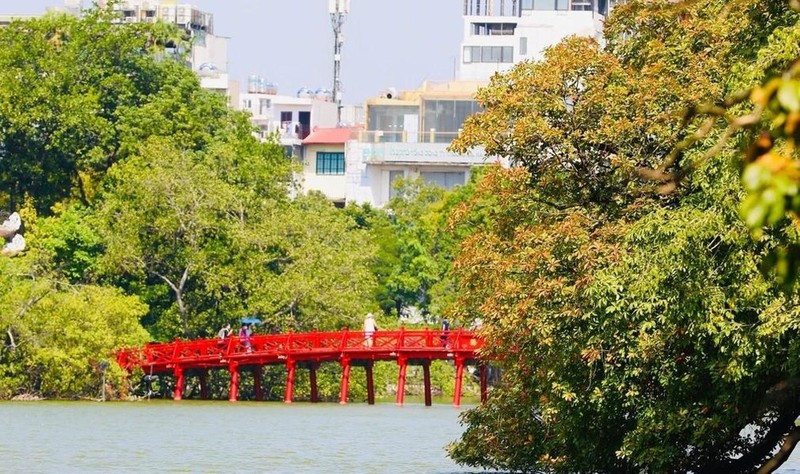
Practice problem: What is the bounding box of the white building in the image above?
[342,81,500,208]
[62,0,235,103]
[458,0,612,81]
[300,128,354,205]
[238,85,339,158]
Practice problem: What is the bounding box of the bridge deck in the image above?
[117,328,486,406]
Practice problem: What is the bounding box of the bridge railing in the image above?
[117,329,483,372]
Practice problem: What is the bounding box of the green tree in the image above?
[346,175,483,320]
[447,1,800,472]
[0,254,149,399]
[0,8,201,212]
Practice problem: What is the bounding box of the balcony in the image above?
[353,130,462,144]
[351,141,489,166]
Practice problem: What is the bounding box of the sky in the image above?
[1,0,464,104]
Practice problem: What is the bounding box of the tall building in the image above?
[458,0,612,81]
[344,80,500,207]
[238,81,339,159]
[299,1,621,207]
[61,0,234,104]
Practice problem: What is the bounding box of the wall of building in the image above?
[458,10,599,81]
[302,144,347,202]
[345,140,496,207]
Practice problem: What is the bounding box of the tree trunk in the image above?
[757,426,800,474]
[155,267,192,338]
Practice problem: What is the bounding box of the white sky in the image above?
[0,0,464,104]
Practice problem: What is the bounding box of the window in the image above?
[420,172,466,190]
[571,0,593,10]
[367,105,419,142]
[522,0,569,9]
[520,37,528,56]
[259,98,271,115]
[389,170,404,199]
[280,111,293,123]
[422,100,481,142]
[462,46,514,64]
[472,22,517,36]
[316,152,345,175]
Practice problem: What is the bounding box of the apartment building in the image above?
[458,0,613,81]
[60,0,234,103]
[344,81,497,207]
[238,82,339,159]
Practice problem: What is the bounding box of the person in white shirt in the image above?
[363,313,379,348]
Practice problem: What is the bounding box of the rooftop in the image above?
[302,127,357,145]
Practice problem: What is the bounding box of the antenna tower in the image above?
[329,0,349,126]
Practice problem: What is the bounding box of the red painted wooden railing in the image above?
[117,328,487,406]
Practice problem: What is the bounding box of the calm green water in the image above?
[0,400,487,474]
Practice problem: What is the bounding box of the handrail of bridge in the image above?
[117,328,484,374]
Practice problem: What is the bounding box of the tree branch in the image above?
[757,425,800,474]
[697,378,800,473]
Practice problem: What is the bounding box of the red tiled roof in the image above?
[302,127,354,145]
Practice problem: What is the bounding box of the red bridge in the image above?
[117,328,487,407]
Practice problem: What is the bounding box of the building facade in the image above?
[62,0,235,103]
[238,87,339,158]
[343,81,497,208]
[458,0,612,81]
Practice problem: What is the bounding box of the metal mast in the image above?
[329,0,349,126]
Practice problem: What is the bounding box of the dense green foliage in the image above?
[447,0,800,472]
[0,9,393,399]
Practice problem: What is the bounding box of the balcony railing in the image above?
[353,130,462,145]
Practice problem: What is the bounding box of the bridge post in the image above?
[480,363,488,403]
[423,361,432,407]
[284,360,296,403]
[253,366,263,401]
[339,358,351,405]
[396,357,407,406]
[366,361,375,405]
[310,363,319,403]
[453,358,465,407]
[228,362,239,402]
[199,370,209,400]
[172,365,184,401]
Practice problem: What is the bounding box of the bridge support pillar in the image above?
[396,358,407,406]
[253,366,263,401]
[172,366,184,401]
[339,358,351,405]
[366,361,375,405]
[199,370,209,400]
[453,358,464,408]
[423,361,432,407]
[310,363,319,403]
[229,362,239,402]
[284,360,296,403]
[480,364,488,403]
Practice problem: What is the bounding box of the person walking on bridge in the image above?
[239,323,252,353]
[363,313,379,348]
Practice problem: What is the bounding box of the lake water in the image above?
[2,400,800,473]
[0,400,487,474]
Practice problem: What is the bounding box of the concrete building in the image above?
[61,0,235,104]
[300,127,355,205]
[343,81,498,208]
[238,83,339,158]
[458,0,613,81]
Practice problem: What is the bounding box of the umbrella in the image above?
[241,317,262,325]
